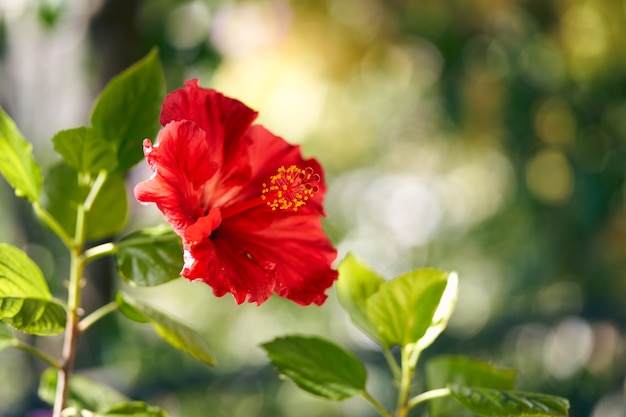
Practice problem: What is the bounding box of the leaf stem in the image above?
[383,347,401,383]
[32,203,73,249]
[78,301,118,333]
[407,387,451,410]
[83,171,107,212]
[12,340,62,369]
[362,391,391,417]
[83,229,180,264]
[83,242,117,264]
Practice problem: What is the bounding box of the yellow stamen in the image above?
[261,165,320,212]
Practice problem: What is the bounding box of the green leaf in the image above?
[102,401,170,417]
[0,322,13,338]
[0,297,66,335]
[116,226,183,287]
[91,49,165,172]
[0,107,42,202]
[336,253,386,344]
[38,367,129,412]
[52,127,118,174]
[449,385,569,417]
[0,243,52,297]
[115,292,215,365]
[366,268,449,348]
[0,322,16,351]
[114,293,149,324]
[416,272,458,351]
[42,162,128,240]
[261,335,367,400]
[426,356,516,417]
[0,244,66,335]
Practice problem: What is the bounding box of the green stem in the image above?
[383,347,401,383]
[78,302,118,333]
[83,229,180,264]
[13,340,62,369]
[407,388,451,410]
[53,203,87,417]
[83,242,117,264]
[32,203,73,249]
[362,391,392,417]
[83,171,107,212]
[394,344,422,417]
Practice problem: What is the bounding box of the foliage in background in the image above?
[1,0,625,416]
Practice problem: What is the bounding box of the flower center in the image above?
[261,165,320,211]
[218,165,320,220]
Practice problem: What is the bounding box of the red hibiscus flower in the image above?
[134,80,338,306]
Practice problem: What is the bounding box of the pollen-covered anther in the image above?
[261,165,320,211]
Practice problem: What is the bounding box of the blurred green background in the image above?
[1,0,626,416]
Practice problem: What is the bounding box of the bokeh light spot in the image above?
[525,149,573,204]
[211,1,291,58]
[562,4,608,60]
[447,261,503,338]
[520,40,566,90]
[535,280,583,318]
[165,1,211,50]
[543,317,593,379]
[534,97,576,146]
[591,392,625,417]
[587,322,621,373]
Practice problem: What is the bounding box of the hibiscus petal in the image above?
[134,120,218,235]
[159,79,257,188]
[184,207,222,245]
[226,125,327,216]
[182,237,275,305]
[186,209,337,306]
